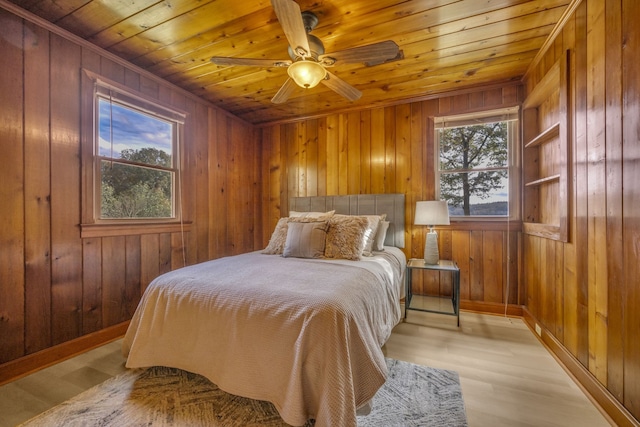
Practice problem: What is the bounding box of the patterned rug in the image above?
[19,358,467,426]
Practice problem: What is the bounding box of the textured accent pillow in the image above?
[372,220,390,251]
[324,215,369,260]
[289,210,335,219]
[283,221,328,259]
[361,214,387,256]
[262,217,289,254]
[262,212,335,255]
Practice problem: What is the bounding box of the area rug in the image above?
[19,358,467,426]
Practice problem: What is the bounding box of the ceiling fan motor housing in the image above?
[287,11,324,60]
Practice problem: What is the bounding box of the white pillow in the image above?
[372,220,390,251]
[289,210,335,219]
[360,214,387,256]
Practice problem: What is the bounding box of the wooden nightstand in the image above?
[405,258,460,326]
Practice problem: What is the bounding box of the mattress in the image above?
[122,247,406,427]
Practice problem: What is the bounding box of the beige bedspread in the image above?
[122,248,405,427]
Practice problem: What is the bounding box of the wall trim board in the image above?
[256,82,523,127]
[0,322,129,387]
[0,0,252,128]
[460,301,523,317]
[522,309,639,427]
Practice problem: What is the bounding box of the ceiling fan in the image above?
[210,0,401,104]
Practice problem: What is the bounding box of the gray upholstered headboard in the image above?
[288,194,405,248]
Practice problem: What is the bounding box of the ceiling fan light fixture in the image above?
[287,60,326,88]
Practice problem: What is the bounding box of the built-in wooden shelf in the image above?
[521,49,570,242]
[525,174,561,187]
[525,122,560,148]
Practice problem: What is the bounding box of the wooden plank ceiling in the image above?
[8,0,570,124]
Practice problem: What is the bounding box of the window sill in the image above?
[443,220,522,231]
[80,221,192,238]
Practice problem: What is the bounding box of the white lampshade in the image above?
[414,201,450,226]
[414,201,450,264]
[287,60,327,88]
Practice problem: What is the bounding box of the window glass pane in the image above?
[98,98,173,167]
[440,171,508,216]
[100,161,173,219]
[439,122,508,171]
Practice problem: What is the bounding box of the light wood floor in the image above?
[0,312,612,427]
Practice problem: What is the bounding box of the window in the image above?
[435,107,519,218]
[81,70,187,235]
[97,97,176,219]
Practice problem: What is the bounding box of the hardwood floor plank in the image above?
[0,313,610,427]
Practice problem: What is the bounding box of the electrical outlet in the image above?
[535,323,542,336]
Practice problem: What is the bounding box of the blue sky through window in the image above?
[98,98,172,160]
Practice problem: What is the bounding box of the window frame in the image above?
[433,106,521,221]
[81,70,188,237]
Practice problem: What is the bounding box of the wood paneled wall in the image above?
[523,0,640,423]
[259,86,524,311]
[0,9,262,368]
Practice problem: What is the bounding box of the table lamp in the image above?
[414,200,450,264]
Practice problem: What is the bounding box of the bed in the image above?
[122,194,406,427]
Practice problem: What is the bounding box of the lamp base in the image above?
[424,231,439,265]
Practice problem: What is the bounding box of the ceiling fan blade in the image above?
[321,71,362,102]
[211,57,291,67]
[271,78,298,104]
[319,40,400,67]
[271,0,311,58]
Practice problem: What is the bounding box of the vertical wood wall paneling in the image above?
[383,106,396,193]
[208,108,221,256]
[0,10,26,363]
[482,231,504,303]
[124,235,141,319]
[585,0,608,385]
[101,236,126,327]
[159,233,172,276]
[325,115,339,195]
[23,21,52,354]
[82,238,102,335]
[306,119,319,197]
[347,112,361,195]
[622,0,640,418]
[194,101,210,264]
[215,114,231,256]
[395,104,411,248]
[50,33,83,345]
[452,231,471,300]
[409,102,426,264]
[360,110,372,195]
[573,0,590,369]
[140,234,160,294]
[604,0,624,402]
[317,117,327,197]
[369,108,385,194]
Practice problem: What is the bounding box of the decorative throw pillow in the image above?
[372,220,390,251]
[324,215,369,261]
[361,214,387,256]
[262,212,335,255]
[262,217,289,254]
[283,221,328,259]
